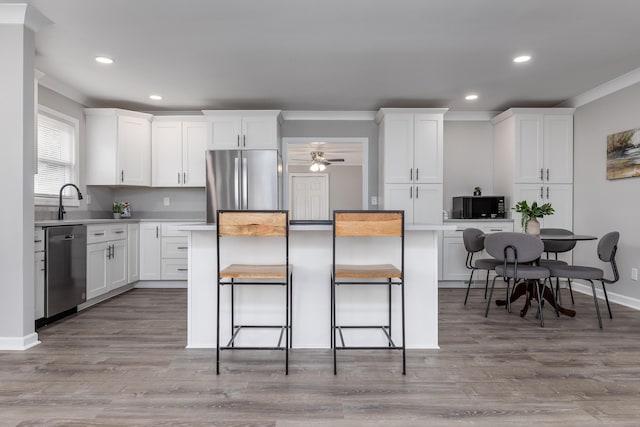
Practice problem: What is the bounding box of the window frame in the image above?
[34,105,81,207]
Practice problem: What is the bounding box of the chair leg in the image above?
[485,276,498,318]
[504,278,511,313]
[568,279,575,305]
[401,279,406,376]
[464,268,476,305]
[216,280,221,375]
[547,278,560,317]
[388,279,392,344]
[332,274,337,375]
[484,270,490,300]
[555,277,562,305]
[589,279,603,329]
[285,274,289,375]
[601,280,613,319]
[535,279,544,327]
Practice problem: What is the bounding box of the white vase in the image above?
[526,218,540,235]
[113,213,121,219]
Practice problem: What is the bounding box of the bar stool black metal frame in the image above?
[331,210,406,375]
[216,210,292,375]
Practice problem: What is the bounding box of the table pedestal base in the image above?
[496,281,576,318]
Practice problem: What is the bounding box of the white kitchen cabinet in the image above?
[86,224,129,300]
[152,118,208,187]
[512,183,573,231]
[127,223,140,283]
[139,223,162,280]
[377,108,447,224]
[202,110,282,150]
[160,223,189,280]
[34,228,45,320]
[440,221,514,281]
[85,108,152,186]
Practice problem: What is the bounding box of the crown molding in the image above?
[444,111,500,121]
[558,66,640,108]
[282,111,376,121]
[0,4,51,32]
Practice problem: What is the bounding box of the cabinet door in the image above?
[87,242,109,300]
[161,259,188,280]
[414,114,443,183]
[514,114,544,184]
[209,115,242,149]
[441,236,470,281]
[139,223,162,280]
[413,184,443,224]
[182,121,208,186]
[383,183,414,224]
[541,184,573,230]
[382,114,415,183]
[242,115,278,149]
[543,115,573,184]
[117,115,151,185]
[152,121,183,187]
[34,251,45,319]
[127,223,139,284]
[512,184,545,232]
[109,240,128,290]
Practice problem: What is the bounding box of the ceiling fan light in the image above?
[318,163,326,171]
[310,162,320,172]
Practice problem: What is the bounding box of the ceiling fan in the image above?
[308,151,344,171]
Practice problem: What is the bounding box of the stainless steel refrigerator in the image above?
[206,149,282,222]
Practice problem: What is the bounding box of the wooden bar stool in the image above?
[331,210,406,375]
[216,210,292,375]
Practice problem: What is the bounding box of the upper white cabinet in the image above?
[152,118,208,187]
[377,108,447,224]
[202,110,282,150]
[505,111,574,184]
[85,108,152,186]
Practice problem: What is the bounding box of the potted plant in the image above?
[473,186,482,196]
[513,200,554,235]
[112,202,124,219]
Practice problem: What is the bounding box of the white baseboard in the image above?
[571,282,640,311]
[0,332,40,350]
[135,280,187,289]
[78,284,135,311]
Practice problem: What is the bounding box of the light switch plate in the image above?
[632,268,638,281]
[163,197,170,206]
[371,196,378,206]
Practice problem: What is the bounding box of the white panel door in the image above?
[289,174,329,221]
[182,121,208,187]
[152,121,182,187]
[414,114,443,183]
[242,115,278,149]
[87,242,109,300]
[543,115,573,184]
[413,184,443,224]
[109,240,128,290]
[127,223,139,284]
[542,184,573,230]
[441,237,469,281]
[383,183,414,223]
[514,114,544,184]
[209,115,242,149]
[382,114,414,183]
[139,223,162,280]
[117,115,151,185]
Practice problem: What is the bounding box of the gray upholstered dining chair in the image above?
[539,228,577,305]
[463,228,502,305]
[484,232,552,327]
[545,231,619,329]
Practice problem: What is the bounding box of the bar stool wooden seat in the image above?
[216,210,292,375]
[331,210,406,375]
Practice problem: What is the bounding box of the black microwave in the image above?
[452,196,506,219]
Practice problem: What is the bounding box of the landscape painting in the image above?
[607,127,640,179]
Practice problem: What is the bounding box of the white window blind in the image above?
[35,112,76,198]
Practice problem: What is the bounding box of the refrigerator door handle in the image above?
[234,156,240,210]
[242,157,248,209]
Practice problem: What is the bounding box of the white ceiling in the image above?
[19,0,640,112]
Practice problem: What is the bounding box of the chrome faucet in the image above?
[57,183,83,220]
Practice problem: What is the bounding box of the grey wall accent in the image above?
[113,187,206,219]
[443,121,494,214]
[287,165,363,212]
[573,81,640,302]
[282,120,377,207]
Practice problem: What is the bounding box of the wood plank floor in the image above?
[2,287,640,425]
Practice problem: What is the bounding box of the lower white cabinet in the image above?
[139,223,162,280]
[127,223,140,283]
[139,222,189,281]
[440,221,514,281]
[86,224,128,300]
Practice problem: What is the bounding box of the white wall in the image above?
[573,81,640,302]
[443,121,494,214]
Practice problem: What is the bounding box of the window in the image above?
[34,106,79,205]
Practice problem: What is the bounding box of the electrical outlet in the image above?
[163,197,170,206]
[371,196,378,206]
[86,194,91,205]
[632,268,638,281]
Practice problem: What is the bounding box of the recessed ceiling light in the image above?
[95,56,114,64]
[465,94,479,101]
[513,55,531,63]
[149,95,163,100]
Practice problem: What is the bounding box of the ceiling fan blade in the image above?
[325,158,345,162]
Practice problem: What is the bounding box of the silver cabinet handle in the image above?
[237,134,240,147]
[416,186,419,198]
[114,230,124,234]
[177,246,188,250]
[64,234,75,240]
[540,186,544,198]
[156,226,159,238]
[410,168,413,181]
[183,172,186,184]
[243,135,246,147]
[121,170,124,182]
[178,172,181,184]
[409,186,413,199]
[546,168,550,181]
[106,246,111,259]
[546,186,550,199]
[177,268,188,272]
[416,168,419,181]
[40,268,45,271]
[34,239,42,243]
[540,168,544,181]
[94,232,105,236]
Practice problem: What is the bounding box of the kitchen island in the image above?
[177,222,455,349]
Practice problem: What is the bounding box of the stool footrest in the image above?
[226,325,288,348]
[335,325,397,348]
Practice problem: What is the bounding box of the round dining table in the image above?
[495,232,597,318]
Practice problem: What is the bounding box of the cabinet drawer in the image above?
[161,259,188,280]
[161,223,190,237]
[88,224,128,243]
[34,228,45,252]
[444,221,513,237]
[162,236,188,258]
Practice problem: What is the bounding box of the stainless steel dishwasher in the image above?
[45,225,87,318]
